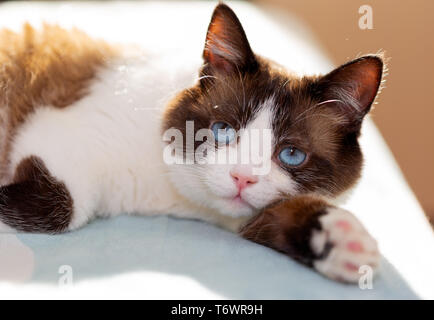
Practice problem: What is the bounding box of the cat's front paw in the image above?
[311,207,380,283]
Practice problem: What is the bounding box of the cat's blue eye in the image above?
[278,147,307,166]
[211,122,236,144]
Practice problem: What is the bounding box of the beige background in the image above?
[256,0,434,223]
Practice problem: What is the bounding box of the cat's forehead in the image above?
[238,71,344,157]
[244,99,274,130]
[235,70,322,133]
[204,62,317,124]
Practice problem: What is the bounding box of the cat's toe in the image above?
[310,207,380,283]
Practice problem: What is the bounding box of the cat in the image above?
[0,3,383,283]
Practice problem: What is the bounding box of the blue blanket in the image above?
[11,215,417,299]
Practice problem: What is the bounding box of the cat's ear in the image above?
[201,3,257,77]
[316,55,384,131]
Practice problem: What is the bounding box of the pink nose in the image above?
[230,171,258,191]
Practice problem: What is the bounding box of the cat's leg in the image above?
[0,156,90,233]
[240,195,380,283]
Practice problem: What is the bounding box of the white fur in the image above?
[311,207,380,283]
[0,220,16,233]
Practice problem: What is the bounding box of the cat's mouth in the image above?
[229,193,254,210]
[233,194,246,204]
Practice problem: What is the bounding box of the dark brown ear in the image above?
[316,55,383,131]
[202,3,257,77]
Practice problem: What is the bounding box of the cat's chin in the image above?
[212,195,257,218]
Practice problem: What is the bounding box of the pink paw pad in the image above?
[347,241,364,252]
[336,220,352,232]
[344,262,359,272]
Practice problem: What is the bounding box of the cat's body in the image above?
[2,36,243,232]
[0,4,383,283]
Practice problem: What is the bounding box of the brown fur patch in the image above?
[0,24,117,181]
[240,195,332,266]
[0,156,73,233]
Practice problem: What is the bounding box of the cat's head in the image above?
[162,3,383,218]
